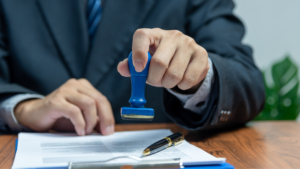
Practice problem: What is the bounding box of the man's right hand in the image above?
[14,79,115,136]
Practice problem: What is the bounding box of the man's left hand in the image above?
[118,28,209,93]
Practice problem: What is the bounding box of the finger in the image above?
[65,92,98,135]
[58,101,86,136]
[147,38,177,86]
[97,96,115,135]
[132,28,161,72]
[161,47,191,88]
[77,79,115,135]
[117,58,131,77]
[177,50,209,90]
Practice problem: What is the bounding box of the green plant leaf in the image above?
[255,55,300,120]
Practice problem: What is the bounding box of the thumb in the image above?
[132,51,148,72]
[132,29,153,72]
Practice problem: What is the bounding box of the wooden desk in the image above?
[1,121,300,169]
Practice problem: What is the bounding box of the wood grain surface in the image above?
[1,121,300,169]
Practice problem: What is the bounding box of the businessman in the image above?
[0,0,265,135]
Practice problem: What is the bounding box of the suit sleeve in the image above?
[0,4,36,95]
[0,4,39,132]
[163,0,265,130]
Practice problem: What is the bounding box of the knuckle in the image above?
[152,27,162,31]
[56,86,73,95]
[132,50,145,58]
[146,76,159,85]
[186,37,196,47]
[134,29,149,37]
[170,30,182,37]
[183,75,197,86]
[166,70,182,82]
[78,78,88,83]
[68,106,81,116]
[199,46,208,56]
[152,57,168,69]
[96,95,108,103]
[84,97,95,107]
[67,78,77,84]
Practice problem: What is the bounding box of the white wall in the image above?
[233,0,300,69]
[232,0,300,121]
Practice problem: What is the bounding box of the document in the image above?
[12,129,225,169]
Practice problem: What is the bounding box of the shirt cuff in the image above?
[0,94,44,132]
[166,57,214,112]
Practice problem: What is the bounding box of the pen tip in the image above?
[143,148,150,156]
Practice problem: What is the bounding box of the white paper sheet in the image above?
[12,129,225,169]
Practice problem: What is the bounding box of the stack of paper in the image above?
[12,129,226,169]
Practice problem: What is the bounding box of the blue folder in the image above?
[15,139,234,169]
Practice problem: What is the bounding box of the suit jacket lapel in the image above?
[37,0,89,78]
[84,0,155,86]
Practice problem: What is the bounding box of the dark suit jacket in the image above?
[0,0,265,131]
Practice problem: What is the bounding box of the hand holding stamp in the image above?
[120,52,154,121]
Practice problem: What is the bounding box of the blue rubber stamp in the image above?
[121,51,154,121]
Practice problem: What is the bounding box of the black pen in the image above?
[142,132,184,157]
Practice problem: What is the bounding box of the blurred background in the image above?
[233,0,300,121]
